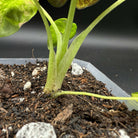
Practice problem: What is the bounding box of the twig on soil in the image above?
[118,121,127,129]
[0,107,8,113]
[58,132,66,138]
[5,125,9,138]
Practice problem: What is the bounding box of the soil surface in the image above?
[0,60,137,138]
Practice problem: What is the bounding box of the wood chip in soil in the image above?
[0,60,137,138]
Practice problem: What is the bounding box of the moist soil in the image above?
[0,60,137,138]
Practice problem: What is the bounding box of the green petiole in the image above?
[53,91,138,101]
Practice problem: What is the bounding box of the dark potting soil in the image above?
[0,60,137,138]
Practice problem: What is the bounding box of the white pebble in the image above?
[32,67,47,76]
[2,129,7,133]
[41,86,44,89]
[11,71,15,77]
[16,122,56,138]
[119,129,130,138]
[38,92,44,96]
[32,67,40,76]
[24,81,31,90]
[25,107,30,112]
[8,126,13,131]
[31,91,36,94]
[71,63,83,75]
[41,67,47,71]
[19,98,25,103]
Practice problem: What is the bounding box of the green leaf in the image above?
[131,92,138,102]
[0,0,37,37]
[50,18,77,46]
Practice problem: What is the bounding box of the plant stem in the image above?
[44,48,57,93]
[53,91,138,101]
[33,0,53,47]
[33,0,57,93]
[40,7,62,51]
[56,0,77,65]
[35,0,126,93]
[56,0,126,91]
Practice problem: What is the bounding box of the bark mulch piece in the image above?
[0,61,137,138]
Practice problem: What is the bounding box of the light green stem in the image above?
[40,6,62,51]
[33,0,53,47]
[34,0,126,93]
[44,48,57,93]
[53,91,138,101]
[56,0,77,65]
[56,0,126,90]
[33,0,57,93]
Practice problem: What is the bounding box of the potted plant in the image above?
[0,0,137,137]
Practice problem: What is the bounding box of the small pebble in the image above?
[11,71,15,77]
[32,67,46,76]
[19,98,25,103]
[2,128,6,133]
[32,68,39,76]
[119,129,130,138]
[71,63,83,75]
[25,107,30,112]
[41,86,44,89]
[31,91,36,94]
[23,81,31,90]
[8,126,13,131]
